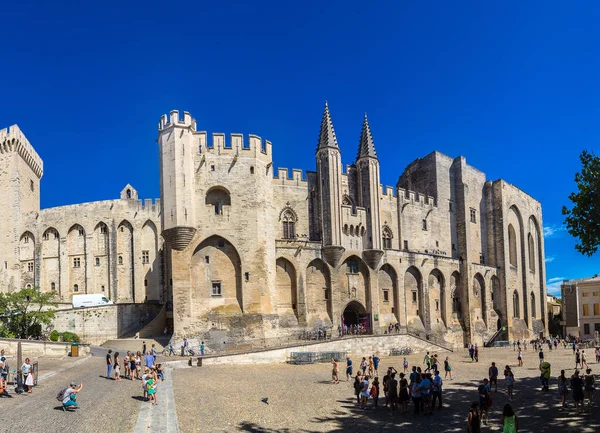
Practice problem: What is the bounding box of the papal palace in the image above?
[0,103,548,346]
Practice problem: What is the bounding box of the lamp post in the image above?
[15,341,24,394]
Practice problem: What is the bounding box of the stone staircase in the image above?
[138,304,167,339]
[100,337,169,353]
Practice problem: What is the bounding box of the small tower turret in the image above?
[356,114,383,268]
[158,110,198,251]
[316,102,345,266]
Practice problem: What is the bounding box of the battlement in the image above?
[0,124,43,178]
[158,110,196,132]
[196,132,272,156]
[397,187,437,207]
[381,185,397,197]
[273,167,307,186]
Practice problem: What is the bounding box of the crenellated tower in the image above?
[0,125,43,292]
[158,110,198,251]
[316,102,345,267]
[356,114,384,269]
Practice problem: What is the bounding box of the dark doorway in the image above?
[342,301,370,332]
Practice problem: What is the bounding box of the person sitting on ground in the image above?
[62,381,83,409]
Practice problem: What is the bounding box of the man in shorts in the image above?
[345,357,353,381]
[488,362,499,392]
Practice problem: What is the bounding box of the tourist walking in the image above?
[142,341,147,355]
[345,357,353,381]
[489,362,499,392]
[432,370,443,409]
[477,378,491,425]
[0,356,7,390]
[123,352,130,378]
[22,358,33,393]
[372,354,379,376]
[517,349,523,367]
[388,372,399,411]
[581,350,589,369]
[200,341,205,356]
[539,361,551,391]
[399,372,409,413]
[353,373,362,404]
[129,353,137,380]
[584,368,595,406]
[367,356,374,377]
[575,349,581,369]
[135,351,142,378]
[424,351,431,372]
[114,352,121,381]
[370,377,379,407]
[147,374,157,405]
[469,345,475,361]
[359,375,370,409]
[331,358,340,384]
[538,348,544,366]
[444,356,453,379]
[504,366,514,401]
[557,369,569,409]
[467,402,481,433]
[420,373,433,415]
[595,346,600,363]
[571,370,585,414]
[106,349,113,379]
[411,374,422,415]
[360,357,367,375]
[501,403,519,433]
[474,345,479,362]
[403,357,409,373]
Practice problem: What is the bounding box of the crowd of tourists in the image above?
[328,338,598,432]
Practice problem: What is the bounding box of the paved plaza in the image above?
[173,346,599,433]
[0,344,599,432]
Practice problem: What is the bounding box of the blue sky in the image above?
[2,1,599,296]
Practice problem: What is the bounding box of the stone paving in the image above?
[172,346,600,433]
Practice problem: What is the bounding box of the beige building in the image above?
[0,103,548,347]
[562,276,600,339]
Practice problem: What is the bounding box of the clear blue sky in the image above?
[2,1,599,295]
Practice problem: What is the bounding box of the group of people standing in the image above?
[104,344,165,405]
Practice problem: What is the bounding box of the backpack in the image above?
[56,387,67,402]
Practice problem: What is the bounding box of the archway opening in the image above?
[342,301,369,332]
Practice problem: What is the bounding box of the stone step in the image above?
[101,338,165,353]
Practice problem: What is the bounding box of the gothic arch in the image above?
[382,225,393,249]
[508,224,517,267]
[528,233,535,272]
[529,215,545,325]
[142,220,160,301]
[378,264,398,322]
[405,266,425,329]
[41,227,60,294]
[276,257,298,322]
[473,273,486,325]
[428,269,446,327]
[306,258,332,325]
[450,271,462,316]
[340,255,370,310]
[117,220,134,301]
[191,235,243,312]
[513,290,520,318]
[206,186,231,215]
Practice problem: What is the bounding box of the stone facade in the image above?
[561,276,600,339]
[0,103,548,347]
[158,104,548,347]
[0,126,165,306]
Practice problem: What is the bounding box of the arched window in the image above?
[382,226,393,249]
[513,290,520,318]
[508,224,517,267]
[118,256,123,265]
[530,292,536,318]
[126,189,132,199]
[528,233,535,272]
[281,209,296,239]
[206,186,231,215]
[25,283,32,289]
[51,282,55,291]
[74,284,79,292]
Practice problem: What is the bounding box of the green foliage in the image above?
[563,150,600,256]
[49,330,60,342]
[60,331,80,343]
[0,287,58,339]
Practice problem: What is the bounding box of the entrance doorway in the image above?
[342,301,370,333]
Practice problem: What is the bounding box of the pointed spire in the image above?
[317,101,339,151]
[357,113,377,159]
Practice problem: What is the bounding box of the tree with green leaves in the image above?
[562,150,600,256]
[0,287,58,339]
